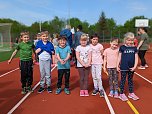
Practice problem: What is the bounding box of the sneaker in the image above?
[84,90,89,96]
[38,87,45,93]
[64,88,70,95]
[145,64,148,68]
[80,90,85,96]
[138,66,145,69]
[92,89,99,96]
[27,86,33,92]
[128,93,139,100]
[21,87,27,94]
[114,91,119,98]
[47,86,52,93]
[119,93,128,101]
[108,90,114,97]
[56,88,62,94]
[99,90,104,97]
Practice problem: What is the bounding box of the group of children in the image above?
[8,30,140,102]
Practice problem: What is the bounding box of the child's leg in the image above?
[95,64,103,91]
[107,68,114,92]
[78,67,85,90]
[64,69,70,88]
[83,67,90,90]
[20,60,27,88]
[91,65,98,90]
[128,71,134,93]
[113,68,118,92]
[44,60,51,87]
[57,69,64,88]
[27,60,33,87]
[120,71,127,94]
[39,60,46,88]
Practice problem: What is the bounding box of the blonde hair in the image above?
[124,32,134,43]
[80,33,89,41]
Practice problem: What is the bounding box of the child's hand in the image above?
[117,66,120,72]
[8,60,11,64]
[51,63,55,68]
[35,48,41,53]
[60,59,65,64]
[130,67,136,71]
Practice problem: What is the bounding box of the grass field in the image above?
[0,49,19,62]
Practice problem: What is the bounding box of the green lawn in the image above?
[0,49,19,62]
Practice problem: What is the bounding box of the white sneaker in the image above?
[138,66,145,69]
[145,64,148,68]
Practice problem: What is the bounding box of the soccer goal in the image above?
[0,23,12,52]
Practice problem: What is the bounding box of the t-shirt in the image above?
[56,45,71,69]
[103,48,119,68]
[16,41,35,61]
[90,43,103,64]
[139,33,149,50]
[119,45,137,71]
[76,45,92,67]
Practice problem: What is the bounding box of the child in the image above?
[103,38,119,98]
[35,31,55,93]
[8,31,35,94]
[90,34,104,97]
[76,33,92,96]
[34,33,41,65]
[55,35,71,95]
[117,32,139,101]
[137,27,149,69]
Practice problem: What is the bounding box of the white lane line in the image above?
[103,89,115,114]
[134,72,152,84]
[7,65,57,114]
[0,68,19,78]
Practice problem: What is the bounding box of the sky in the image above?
[0,0,152,26]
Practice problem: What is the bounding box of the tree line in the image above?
[0,11,152,42]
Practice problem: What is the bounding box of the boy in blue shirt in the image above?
[35,31,55,93]
[55,35,71,95]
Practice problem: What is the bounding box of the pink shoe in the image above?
[80,90,84,96]
[84,90,89,96]
[128,93,139,100]
[114,94,119,98]
[119,93,128,101]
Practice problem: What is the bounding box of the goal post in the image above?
[0,23,12,51]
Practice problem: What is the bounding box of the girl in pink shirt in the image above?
[90,34,104,97]
[103,38,119,98]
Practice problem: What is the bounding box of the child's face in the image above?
[125,38,134,46]
[21,35,29,43]
[80,39,87,46]
[91,37,98,45]
[41,34,48,42]
[58,39,66,47]
[110,41,118,49]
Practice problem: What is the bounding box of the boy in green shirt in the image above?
[8,31,36,94]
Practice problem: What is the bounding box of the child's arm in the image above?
[56,53,65,64]
[130,53,138,71]
[64,53,71,62]
[76,51,85,67]
[137,40,144,50]
[116,52,121,72]
[103,55,107,73]
[8,49,18,64]
[35,48,41,54]
[86,51,92,67]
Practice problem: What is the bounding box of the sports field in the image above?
[0,44,152,114]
